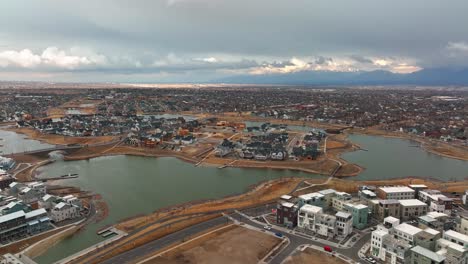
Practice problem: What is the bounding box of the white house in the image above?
[50,202,80,223]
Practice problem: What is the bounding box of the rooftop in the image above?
[336,211,352,219]
[411,246,446,262]
[299,192,324,200]
[444,230,468,243]
[318,189,336,195]
[25,208,47,219]
[379,186,415,193]
[408,184,428,188]
[281,202,295,208]
[395,223,422,236]
[427,212,448,219]
[399,199,427,207]
[0,210,25,224]
[361,190,377,196]
[300,204,323,214]
[280,195,292,200]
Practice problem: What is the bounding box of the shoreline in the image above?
[349,128,468,161]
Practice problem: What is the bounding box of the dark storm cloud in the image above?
[0,0,468,81]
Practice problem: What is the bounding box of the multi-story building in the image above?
[436,238,468,264]
[276,201,298,228]
[297,204,322,231]
[335,211,353,237]
[394,223,423,243]
[410,246,446,264]
[371,224,413,264]
[16,182,46,204]
[377,186,415,200]
[399,199,428,221]
[331,191,352,211]
[376,200,400,221]
[0,208,50,244]
[456,214,468,236]
[414,228,441,251]
[50,202,80,223]
[297,192,324,208]
[430,196,453,215]
[345,203,369,229]
[443,230,468,247]
[297,204,353,238]
[408,184,428,199]
[318,189,336,208]
[358,189,377,202]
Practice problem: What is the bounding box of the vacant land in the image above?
[144,226,280,264]
[284,248,347,264]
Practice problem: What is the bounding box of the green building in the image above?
[345,203,369,229]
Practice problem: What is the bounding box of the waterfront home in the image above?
[50,202,80,223]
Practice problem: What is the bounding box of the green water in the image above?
[33,133,468,263]
[0,129,54,155]
[343,134,468,181]
[35,155,318,263]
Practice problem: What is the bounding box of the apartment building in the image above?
[376,186,415,200]
[399,199,428,221]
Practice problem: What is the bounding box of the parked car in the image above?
[275,232,283,238]
[324,246,332,252]
[264,225,272,230]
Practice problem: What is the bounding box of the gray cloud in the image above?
[0,0,467,81]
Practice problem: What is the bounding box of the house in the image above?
[335,211,353,237]
[50,202,80,223]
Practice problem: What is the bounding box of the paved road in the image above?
[93,211,368,264]
[99,217,228,264]
[232,212,369,264]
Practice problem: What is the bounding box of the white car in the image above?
[264,225,272,230]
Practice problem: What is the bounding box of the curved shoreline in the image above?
[348,128,468,161]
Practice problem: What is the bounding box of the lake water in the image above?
[21,131,468,263]
[35,156,317,263]
[0,129,55,155]
[342,134,468,181]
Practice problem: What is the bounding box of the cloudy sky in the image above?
[0,0,468,82]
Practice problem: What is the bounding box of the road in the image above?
[99,217,228,264]
[231,212,369,264]
[89,210,369,264]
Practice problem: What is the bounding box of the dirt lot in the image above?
[284,248,347,264]
[145,226,280,264]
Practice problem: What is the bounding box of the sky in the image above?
[0,0,468,82]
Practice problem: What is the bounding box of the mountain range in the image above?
[216,68,468,86]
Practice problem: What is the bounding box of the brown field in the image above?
[143,226,280,264]
[284,248,347,264]
[326,140,346,149]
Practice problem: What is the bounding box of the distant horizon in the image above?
[1,1,468,83]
